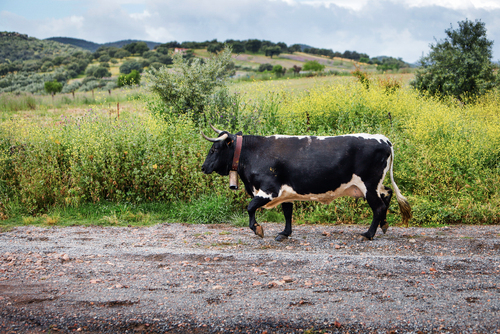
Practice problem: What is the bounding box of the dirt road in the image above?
[1,223,499,333]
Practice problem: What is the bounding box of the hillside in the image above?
[0,32,84,63]
[47,37,162,52]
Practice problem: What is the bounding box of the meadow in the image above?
[1,73,499,230]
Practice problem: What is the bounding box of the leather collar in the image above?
[231,135,242,171]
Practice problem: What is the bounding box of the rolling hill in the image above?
[46,37,162,53]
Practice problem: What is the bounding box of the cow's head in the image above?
[201,125,241,176]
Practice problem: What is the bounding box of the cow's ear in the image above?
[236,131,243,136]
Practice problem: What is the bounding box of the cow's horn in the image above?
[210,124,223,134]
[201,131,228,142]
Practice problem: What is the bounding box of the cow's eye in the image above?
[210,148,215,154]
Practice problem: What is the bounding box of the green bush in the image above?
[303,60,325,72]
[146,46,234,123]
[117,70,140,87]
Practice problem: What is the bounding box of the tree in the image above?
[230,41,245,54]
[44,80,63,99]
[264,46,281,58]
[289,44,302,53]
[207,43,224,54]
[245,39,262,53]
[411,19,498,101]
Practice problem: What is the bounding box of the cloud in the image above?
[1,0,500,63]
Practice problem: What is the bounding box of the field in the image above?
[1,72,499,230]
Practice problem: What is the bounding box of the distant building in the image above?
[174,48,189,54]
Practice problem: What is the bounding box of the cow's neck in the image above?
[231,135,243,171]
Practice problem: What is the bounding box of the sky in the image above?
[1,0,500,63]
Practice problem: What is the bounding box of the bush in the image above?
[117,70,141,87]
[119,60,143,74]
[146,46,234,123]
[303,60,325,72]
[114,50,131,59]
[258,63,273,72]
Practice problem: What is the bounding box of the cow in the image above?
[201,125,411,241]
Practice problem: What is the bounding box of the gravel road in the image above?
[1,223,499,333]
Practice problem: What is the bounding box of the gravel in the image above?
[1,223,499,333]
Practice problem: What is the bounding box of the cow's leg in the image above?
[247,196,271,238]
[379,186,393,234]
[361,189,388,240]
[275,202,293,242]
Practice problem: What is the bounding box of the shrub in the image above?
[117,70,141,87]
[119,60,143,74]
[303,61,325,72]
[351,65,370,89]
[146,46,234,123]
[258,63,273,72]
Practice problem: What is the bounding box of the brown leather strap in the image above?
[231,135,242,171]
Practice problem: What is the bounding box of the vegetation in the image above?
[2,29,499,228]
[411,19,499,101]
[1,73,500,227]
[146,46,234,123]
[303,61,325,72]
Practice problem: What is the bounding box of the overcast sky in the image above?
[1,0,499,63]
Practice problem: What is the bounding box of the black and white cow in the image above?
[201,126,411,241]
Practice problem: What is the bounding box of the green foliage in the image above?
[303,61,325,72]
[2,80,500,225]
[122,42,149,56]
[44,80,63,95]
[258,63,273,72]
[411,19,498,101]
[117,70,141,87]
[207,43,224,54]
[245,39,262,53]
[264,46,281,58]
[272,65,285,77]
[146,46,234,122]
[0,32,85,63]
[114,49,131,58]
[119,60,143,74]
[86,66,111,78]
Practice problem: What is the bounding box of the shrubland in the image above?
[1,73,499,227]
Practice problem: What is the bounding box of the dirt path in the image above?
[1,223,499,333]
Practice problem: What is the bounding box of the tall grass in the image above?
[0,86,143,114]
[1,77,499,226]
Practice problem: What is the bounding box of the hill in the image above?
[1,32,85,63]
[45,37,100,52]
[47,37,162,52]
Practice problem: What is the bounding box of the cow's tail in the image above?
[389,146,412,226]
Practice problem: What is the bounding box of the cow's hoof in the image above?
[359,232,373,241]
[381,222,389,234]
[255,225,264,238]
[275,234,288,242]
